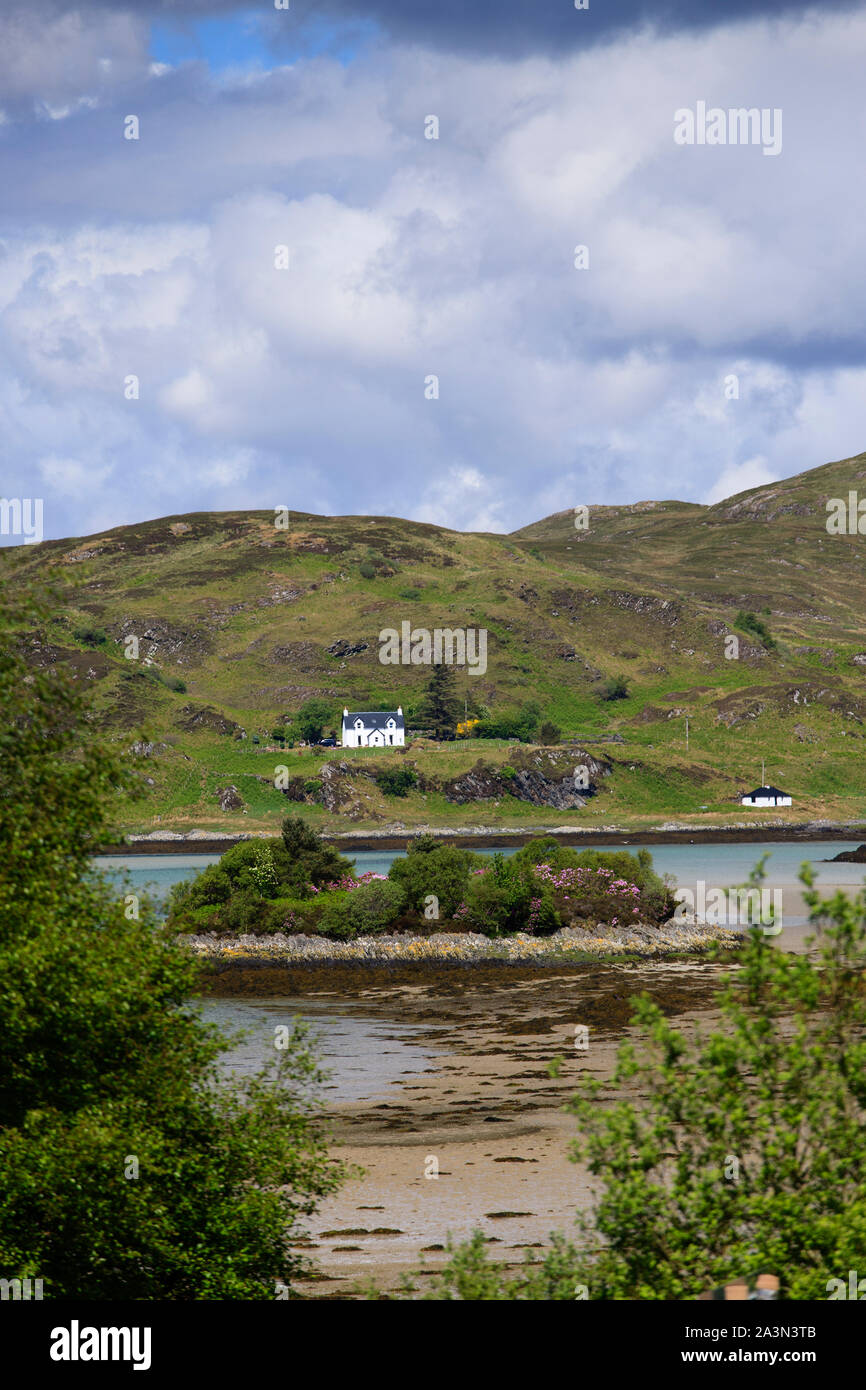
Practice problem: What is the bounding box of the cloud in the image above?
[1,6,866,540]
[703,456,780,505]
[304,0,863,55]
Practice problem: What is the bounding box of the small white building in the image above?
[740,785,792,807]
[341,707,405,748]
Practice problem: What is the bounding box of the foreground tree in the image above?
[0,580,345,1299]
[409,865,866,1299]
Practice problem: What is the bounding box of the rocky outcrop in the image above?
[325,639,370,658]
[176,704,240,736]
[130,740,170,757]
[826,843,866,862]
[608,592,680,626]
[318,761,383,820]
[216,785,243,811]
[112,617,212,666]
[440,752,608,809]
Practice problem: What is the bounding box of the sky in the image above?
[1,0,865,542]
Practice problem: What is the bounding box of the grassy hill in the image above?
[6,449,866,835]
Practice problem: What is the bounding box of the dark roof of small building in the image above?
[342,710,405,730]
[743,786,791,798]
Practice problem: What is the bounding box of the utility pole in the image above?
[685,717,689,751]
[762,758,765,785]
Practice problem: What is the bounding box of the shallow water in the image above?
[198,996,445,1104]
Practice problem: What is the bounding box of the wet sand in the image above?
[209,959,735,1296]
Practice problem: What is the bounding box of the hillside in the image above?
[5,450,866,835]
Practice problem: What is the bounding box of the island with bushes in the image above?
[167,818,741,963]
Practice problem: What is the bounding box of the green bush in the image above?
[473,702,541,742]
[182,864,232,907]
[409,870,866,1300]
[296,698,333,743]
[359,561,377,579]
[280,816,354,888]
[317,880,405,941]
[456,854,535,937]
[167,820,355,926]
[538,721,561,745]
[315,906,358,941]
[596,674,630,702]
[347,879,405,933]
[73,626,108,647]
[376,767,418,797]
[734,609,776,650]
[222,887,271,933]
[388,841,477,919]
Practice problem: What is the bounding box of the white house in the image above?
[341,707,405,748]
[740,785,792,807]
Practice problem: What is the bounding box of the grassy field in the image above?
[5,450,866,834]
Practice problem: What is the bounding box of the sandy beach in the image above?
[207,956,737,1295]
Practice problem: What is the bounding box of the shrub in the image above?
[399,588,422,601]
[221,888,271,933]
[315,905,357,941]
[345,878,406,933]
[280,816,354,889]
[455,854,536,937]
[538,721,561,745]
[359,561,377,579]
[473,702,541,742]
[388,841,477,919]
[376,767,418,797]
[0,582,346,1300]
[73,626,108,647]
[514,842,674,927]
[596,675,630,702]
[180,865,232,908]
[735,609,776,650]
[316,882,404,940]
[164,675,187,693]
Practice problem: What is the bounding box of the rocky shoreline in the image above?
[184,918,742,971]
[100,822,866,855]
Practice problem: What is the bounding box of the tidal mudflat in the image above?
[204,956,735,1294]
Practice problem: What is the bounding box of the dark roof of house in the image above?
[743,786,791,798]
[342,710,404,730]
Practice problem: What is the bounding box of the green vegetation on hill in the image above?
[5,451,866,831]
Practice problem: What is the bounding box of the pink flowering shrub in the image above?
[533,863,643,928]
[310,871,387,895]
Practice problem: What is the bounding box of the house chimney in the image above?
[397,705,402,714]
[343,707,348,716]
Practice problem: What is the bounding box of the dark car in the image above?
[318,737,337,747]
